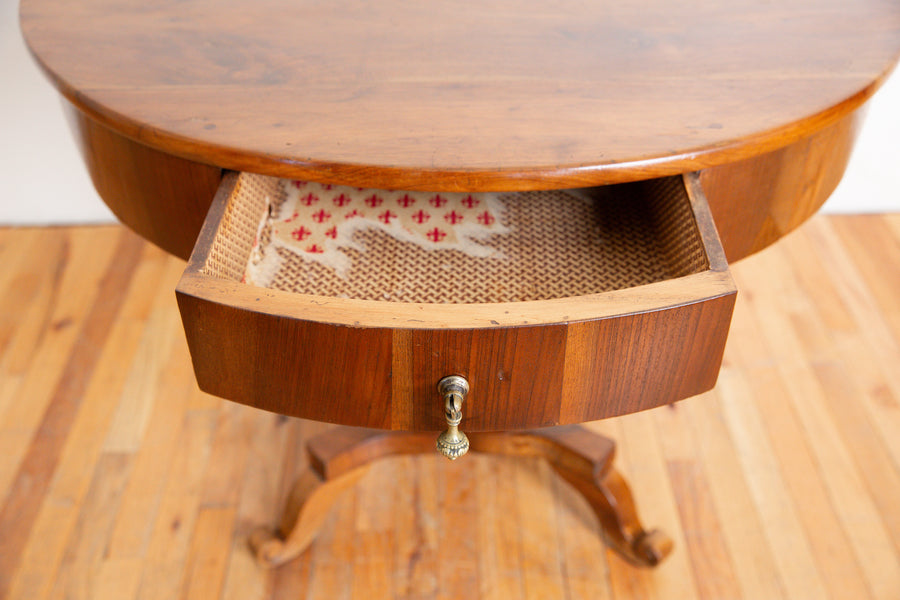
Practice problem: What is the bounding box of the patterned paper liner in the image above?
[246,180,511,282]
[233,176,707,304]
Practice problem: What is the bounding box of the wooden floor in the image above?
[0,215,899,599]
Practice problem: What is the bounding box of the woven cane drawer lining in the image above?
[202,174,709,304]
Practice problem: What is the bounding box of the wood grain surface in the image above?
[701,111,862,262]
[176,173,736,430]
[21,0,900,190]
[251,427,671,568]
[1,216,899,598]
[68,106,223,259]
[65,106,866,264]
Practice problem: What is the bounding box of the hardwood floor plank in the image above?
[106,335,194,559]
[305,481,355,600]
[1,215,899,598]
[831,216,900,346]
[392,455,438,600]
[9,242,172,600]
[350,458,396,599]
[717,368,830,599]
[552,464,613,600]
[270,553,313,600]
[47,453,133,600]
[654,402,743,600]
[199,402,256,508]
[181,506,237,600]
[102,258,185,454]
[0,432,30,507]
[768,223,900,561]
[885,213,900,247]
[600,417,657,600]
[0,228,136,416]
[782,222,900,472]
[476,455,525,600]
[136,410,218,600]
[735,243,900,599]
[814,362,900,557]
[0,228,60,364]
[4,494,74,600]
[437,458,480,600]
[610,410,699,600]
[665,459,743,600]
[0,229,120,497]
[723,279,874,599]
[219,410,292,600]
[187,385,224,412]
[0,230,67,382]
[0,230,146,599]
[1,228,121,374]
[806,219,900,454]
[269,421,317,600]
[683,393,788,600]
[90,558,143,600]
[515,458,566,600]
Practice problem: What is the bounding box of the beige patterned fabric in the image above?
[203,174,709,304]
[247,181,510,280]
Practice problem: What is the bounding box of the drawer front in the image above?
[176,172,736,431]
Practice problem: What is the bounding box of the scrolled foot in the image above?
[247,466,368,568]
[248,527,290,569]
[515,427,672,567]
[582,468,673,567]
[632,529,674,567]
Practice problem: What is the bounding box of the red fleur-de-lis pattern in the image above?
[426,228,447,242]
[477,211,495,225]
[291,226,311,241]
[260,180,508,276]
[461,195,479,209]
[444,210,464,225]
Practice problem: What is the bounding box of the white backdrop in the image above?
[2,1,897,224]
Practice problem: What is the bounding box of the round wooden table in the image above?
[22,0,900,570]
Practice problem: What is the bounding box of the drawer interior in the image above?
[177,171,735,430]
[200,175,711,303]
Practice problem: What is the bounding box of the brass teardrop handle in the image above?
[436,375,470,460]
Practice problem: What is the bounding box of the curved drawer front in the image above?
[176,172,735,430]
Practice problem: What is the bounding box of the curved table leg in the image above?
[248,467,367,568]
[566,467,673,566]
[249,425,672,568]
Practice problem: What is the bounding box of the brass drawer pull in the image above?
[436,375,470,460]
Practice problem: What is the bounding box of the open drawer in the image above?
[176,172,736,431]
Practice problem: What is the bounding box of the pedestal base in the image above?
[249,425,672,569]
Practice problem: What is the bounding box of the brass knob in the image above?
[436,375,470,460]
